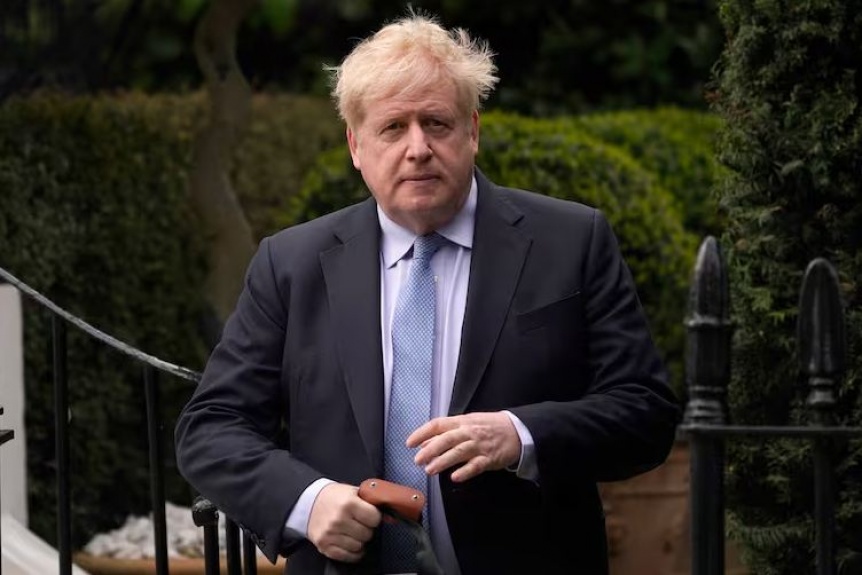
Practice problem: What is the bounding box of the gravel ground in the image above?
[82,502,230,559]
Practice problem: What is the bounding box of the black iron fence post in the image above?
[144,365,169,575]
[798,258,845,575]
[52,314,72,575]
[243,530,259,575]
[225,517,241,575]
[683,237,732,575]
[193,497,221,575]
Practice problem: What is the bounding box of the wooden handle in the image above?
[357,478,424,523]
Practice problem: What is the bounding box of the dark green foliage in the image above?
[3,1,723,115]
[712,1,862,572]
[231,92,344,241]
[289,109,723,395]
[0,90,351,547]
[572,107,727,238]
[435,1,724,114]
[0,93,209,547]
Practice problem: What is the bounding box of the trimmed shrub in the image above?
[712,1,862,573]
[289,110,705,394]
[0,92,209,546]
[231,92,344,240]
[572,106,726,238]
[0,93,342,544]
[0,90,342,547]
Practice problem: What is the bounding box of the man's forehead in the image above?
[362,85,465,119]
[369,99,455,118]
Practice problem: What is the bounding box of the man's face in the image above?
[347,80,479,235]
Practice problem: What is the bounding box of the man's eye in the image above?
[425,119,449,132]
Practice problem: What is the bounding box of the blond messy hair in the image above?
[327,12,498,128]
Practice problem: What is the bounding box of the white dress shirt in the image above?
[285,176,537,574]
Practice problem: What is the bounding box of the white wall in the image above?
[0,284,27,526]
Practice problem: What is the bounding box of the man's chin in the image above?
[400,178,442,193]
[395,187,443,211]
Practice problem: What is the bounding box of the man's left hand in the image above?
[407,412,521,483]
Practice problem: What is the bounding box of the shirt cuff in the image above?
[284,477,335,538]
[502,410,539,482]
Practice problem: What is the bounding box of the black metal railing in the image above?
[0,265,260,575]
[679,236,862,575]
[192,497,263,575]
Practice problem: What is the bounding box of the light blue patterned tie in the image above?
[382,232,447,573]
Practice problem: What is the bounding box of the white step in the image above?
[1,514,90,575]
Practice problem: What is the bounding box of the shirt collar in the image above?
[378,174,477,269]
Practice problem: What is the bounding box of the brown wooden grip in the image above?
[357,478,424,523]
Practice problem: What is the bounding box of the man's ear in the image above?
[347,127,361,170]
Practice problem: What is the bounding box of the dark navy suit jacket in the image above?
[175,169,680,574]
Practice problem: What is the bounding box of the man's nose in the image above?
[405,123,432,161]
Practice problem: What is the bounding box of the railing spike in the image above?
[690,236,729,323]
[798,257,845,381]
[684,236,732,426]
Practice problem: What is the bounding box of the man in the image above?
[175,12,680,575]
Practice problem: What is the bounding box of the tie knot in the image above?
[412,232,447,263]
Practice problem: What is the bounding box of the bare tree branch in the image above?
[189,0,260,329]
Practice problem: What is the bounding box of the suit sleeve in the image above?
[510,209,681,484]
[175,236,322,562]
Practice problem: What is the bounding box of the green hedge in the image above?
[572,106,726,238]
[289,109,720,394]
[712,0,862,572]
[0,90,343,547]
[231,92,344,241]
[0,93,209,546]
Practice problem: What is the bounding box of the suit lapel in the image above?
[449,172,531,415]
[319,199,385,475]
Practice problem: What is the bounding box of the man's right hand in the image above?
[307,482,382,563]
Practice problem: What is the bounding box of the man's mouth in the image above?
[403,174,438,182]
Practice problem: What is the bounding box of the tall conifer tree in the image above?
[712,1,862,572]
